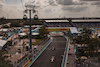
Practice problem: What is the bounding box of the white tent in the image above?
[70,27,80,34]
[19,33,27,36]
[98,33,100,36]
[32,33,39,35]
[0,29,8,32]
[0,36,3,39]
[0,39,7,50]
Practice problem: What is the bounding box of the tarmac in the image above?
[66,44,75,67]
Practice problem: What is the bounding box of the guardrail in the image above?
[15,37,52,67]
[61,36,69,67]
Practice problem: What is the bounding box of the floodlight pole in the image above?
[29,10,32,53]
[25,4,37,53]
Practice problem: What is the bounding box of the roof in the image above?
[70,27,80,34]
[0,36,3,39]
[32,33,39,35]
[98,33,100,36]
[45,20,69,22]
[0,29,8,32]
[24,25,42,27]
[19,33,27,36]
[72,20,100,22]
[0,39,7,47]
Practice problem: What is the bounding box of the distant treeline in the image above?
[0,18,44,27]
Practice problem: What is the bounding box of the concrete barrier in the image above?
[61,36,69,67]
[27,38,53,67]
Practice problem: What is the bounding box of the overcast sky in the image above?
[0,0,100,19]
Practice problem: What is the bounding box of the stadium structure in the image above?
[43,19,100,36]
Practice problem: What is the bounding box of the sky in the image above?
[0,0,100,19]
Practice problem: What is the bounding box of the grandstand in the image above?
[45,20,71,27]
[72,20,100,27]
[45,19,100,28]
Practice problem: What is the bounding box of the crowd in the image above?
[46,22,71,27]
[73,22,100,27]
[45,22,100,27]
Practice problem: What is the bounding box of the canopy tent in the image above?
[0,29,8,32]
[97,33,100,36]
[19,33,27,36]
[97,33,100,38]
[0,39,7,50]
[70,27,80,34]
[81,56,87,59]
[32,33,39,35]
[0,36,3,39]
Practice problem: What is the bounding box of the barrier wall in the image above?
[26,38,53,67]
[61,36,69,67]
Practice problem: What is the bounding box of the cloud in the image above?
[0,0,24,18]
[56,0,74,5]
[81,0,100,1]
[0,0,100,18]
[44,8,52,13]
[62,5,88,12]
[91,2,100,5]
[5,0,21,4]
[56,0,87,5]
[48,0,58,6]
[90,1,100,6]
[0,0,6,17]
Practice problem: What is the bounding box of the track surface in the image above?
[31,36,67,67]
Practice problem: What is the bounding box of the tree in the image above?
[39,26,49,38]
[87,38,100,56]
[74,28,100,56]
[2,25,10,28]
[0,50,13,67]
[82,28,92,35]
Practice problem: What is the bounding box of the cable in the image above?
[20,0,25,10]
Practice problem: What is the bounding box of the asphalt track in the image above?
[31,36,67,67]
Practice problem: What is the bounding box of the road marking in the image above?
[24,60,31,67]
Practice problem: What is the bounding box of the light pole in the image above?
[29,10,32,53]
[24,5,35,53]
[24,4,38,54]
